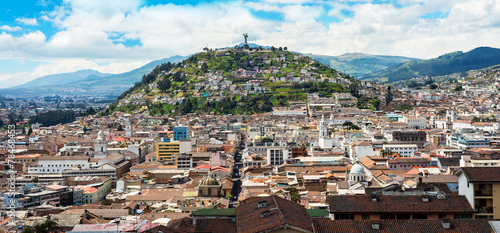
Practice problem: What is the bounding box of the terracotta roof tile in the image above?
[313,219,493,233]
[328,195,473,214]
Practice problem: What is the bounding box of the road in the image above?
[231,135,245,202]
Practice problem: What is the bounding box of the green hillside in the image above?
[105,47,378,116]
[309,53,419,78]
[362,47,500,83]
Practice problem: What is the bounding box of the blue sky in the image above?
[1,0,500,88]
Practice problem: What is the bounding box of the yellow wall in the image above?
[156,142,180,161]
[494,184,500,219]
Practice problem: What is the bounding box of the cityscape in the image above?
[1,1,500,233]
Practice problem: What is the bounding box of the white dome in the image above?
[350,163,365,174]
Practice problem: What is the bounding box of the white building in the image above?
[401,116,427,129]
[382,144,418,157]
[460,155,500,167]
[267,147,291,166]
[29,156,90,174]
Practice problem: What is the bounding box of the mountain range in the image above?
[361,46,500,83]
[308,53,419,78]
[0,55,188,98]
[2,46,500,98]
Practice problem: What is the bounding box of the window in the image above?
[454,214,472,219]
[362,214,370,220]
[412,214,428,219]
[396,214,411,219]
[335,214,355,220]
[438,214,447,219]
[380,214,395,219]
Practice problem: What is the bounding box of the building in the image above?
[456,167,500,219]
[173,126,189,141]
[382,144,418,157]
[29,156,90,174]
[447,135,490,150]
[267,147,290,166]
[235,195,315,233]
[156,140,191,162]
[392,131,427,144]
[328,195,474,220]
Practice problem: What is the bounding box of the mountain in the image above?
[0,55,188,98]
[14,69,109,88]
[308,53,419,78]
[104,48,381,116]
[362,46,500,83]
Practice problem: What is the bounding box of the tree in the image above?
[429,83,438,89]
[284,46,287,51]
[32,176,38,183]
[27,127,33,135]
[102,199,113,205]
[286,186,301,203]
[7,112,16,124]
[472,116,481,122]
[22,218,59,233]
[454,85,463,92]
[117,124,124,131]
[342,121,355,131]
[0,119,3,127]
[157,78,171,93]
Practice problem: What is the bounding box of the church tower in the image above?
[94,130,108,158]
[319,115,327,137]
[446,109,457,130]
[125,117,132,137]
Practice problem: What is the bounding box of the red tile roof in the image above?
[313,219,493,233]
[235,195,314,233]
[458,167,500,183]
[328,195,473,214]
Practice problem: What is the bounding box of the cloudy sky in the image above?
[1,0,500,88]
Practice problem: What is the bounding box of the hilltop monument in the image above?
[242,33,249,49]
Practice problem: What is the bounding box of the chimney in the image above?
[442,218,450,229]
[372,221,380,230]
[422,195,429,202]
[371,194,378,202]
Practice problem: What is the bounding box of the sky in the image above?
[1,0,500,88]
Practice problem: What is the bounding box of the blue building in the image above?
[3,193,33,209]
[173,126,188,141]
[73,189,83,206]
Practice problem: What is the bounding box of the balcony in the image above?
[475,206,494,214]
[475,190,493,197]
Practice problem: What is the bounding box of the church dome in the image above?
[200,177,220,186]
[350,163,365,174]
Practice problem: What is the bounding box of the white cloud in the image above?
[2,0,500,87]
[15,17,38,25]
[0,25,22,32]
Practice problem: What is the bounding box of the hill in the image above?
[362,47,500,83]
[105,47,381,116]
[0,55,188,98]
[14,69,109,88]
[309,53,418,78]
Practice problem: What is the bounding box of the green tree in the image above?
[27,127,33,135]
[454,85,463,92]
[0,119,3,127]
[102,199,113,205]
[286,186,301,203]
[157,78,171,93]
[472,116,481,122]
[430,83,438,89]
[22,218,59,233]
[8,112,16,124]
